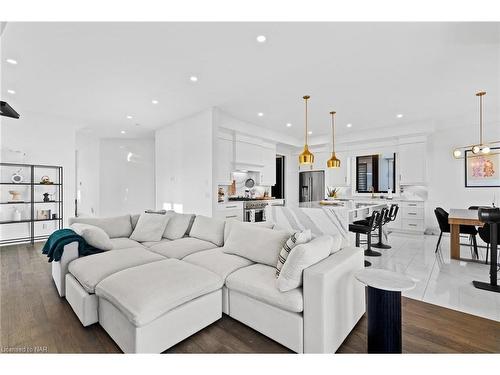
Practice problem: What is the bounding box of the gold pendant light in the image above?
[452,91,499,159]
[327,111,341,168]
[299,95,314,165]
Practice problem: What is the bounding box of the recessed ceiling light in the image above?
[308,131,313,135]
[152,99,158,104]
[126,115,133,119]
[346,123,352,128]
[6,58,17,65]
[7,89,16,94]
[396,114,404,118]
[190,76,198,82]
[257,112,264,117]
[286,123,292,127]
[120,130,126,134]
[256,35,267,43]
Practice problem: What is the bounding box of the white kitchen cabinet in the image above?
[260,146,276,186]
[326,152,350,187]
[398,142,426,185]
[215,136,234,185]
[235,140,264,166]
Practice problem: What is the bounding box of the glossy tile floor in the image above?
[361,232,500,322]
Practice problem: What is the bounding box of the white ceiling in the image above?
[1,22,499,141]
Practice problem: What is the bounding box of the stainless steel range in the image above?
[243,200,268,222]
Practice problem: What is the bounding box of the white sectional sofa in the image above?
[51,212,365,354]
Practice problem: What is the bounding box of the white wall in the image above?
[0,112,76,241]
[99,138,155,216]
[155,109,214,216]
[75,131,100,217]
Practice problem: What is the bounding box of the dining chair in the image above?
[478,224,500,265]
[434,207,479,258]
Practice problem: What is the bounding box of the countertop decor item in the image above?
[299,95,314,165]
[327,187,339,198]
[327,111,341,168]
[12,208,22,221]
[453,91,500,159]
[43,193,50,202]
[244,178,255,188]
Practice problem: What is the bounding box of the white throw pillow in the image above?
[223,220,274,242]
[222,222,290,267]
[163,212,195,240]
[189,215,225,246]
[275,230,312,277]
[130,213,170,242]
[329,233,342,254]
[70,223,113,251]
[277,235,333,292]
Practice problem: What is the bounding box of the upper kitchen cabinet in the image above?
[398,142,426,185]
[234,135,264,167]
[326,151,350,187]
[215,133,234,185]
[260,145,276,186]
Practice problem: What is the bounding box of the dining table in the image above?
[448,208,484,260]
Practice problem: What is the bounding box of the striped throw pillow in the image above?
[276,229,312,277]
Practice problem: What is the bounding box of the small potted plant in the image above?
[327,187,339,200]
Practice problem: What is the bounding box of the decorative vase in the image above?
[43,193,50,202]
[12,208,21,221]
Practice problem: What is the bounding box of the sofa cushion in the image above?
[222,222,290,267]
[276,230,312,277]
[140,238,171,248]
[163,212,195,240]
[277,235,333,292]
[70,223,114,251]
[131,214,140,230]
[189,215,225,247]
[130,213,170,242]
[225,264,303,313]
[148,237,216,259]
[68,248,164,293]
[68,215,133,239]
[183,248,254,281]
[110,237,144,250]
[95,259,223,327]
[223,220,274,242]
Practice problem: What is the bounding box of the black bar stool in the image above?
[349,211,382,258]
[372,204,398,249]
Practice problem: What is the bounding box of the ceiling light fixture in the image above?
[256,35,267,43]
[299,95,314,165]
[126,115,133,119]
[121,130,126,134]
[152,99,158,104]
[258,112,264,117]
[6,58,17,65]
[327,111,341,168]
[452,91,500,159]
[286,123,292,127]
[7,89,15,94]
[190,76,198,82]
[346,123,352,128]
[308,131,313,135]
[396,114,404,118]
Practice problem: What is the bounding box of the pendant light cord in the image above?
[480,93,483,145]
[331,111,336,153]
[305,96,309,145]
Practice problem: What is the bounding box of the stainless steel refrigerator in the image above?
[299,171,325,202]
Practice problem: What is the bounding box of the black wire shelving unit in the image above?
[0,162,63,246]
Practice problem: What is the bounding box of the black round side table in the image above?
[355,269,416,353]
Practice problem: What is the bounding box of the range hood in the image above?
[0,101,20,119]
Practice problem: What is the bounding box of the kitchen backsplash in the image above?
[218,171,271,199]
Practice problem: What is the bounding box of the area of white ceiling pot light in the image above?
[346,123,352,128]
[7,89,15,94]
[257,112,264,117]
[256,35,267,43]
[126,115,133,119]
[396,114,404,118]
[152,99,159,104]
[120,130,126,134]
[189,76,198,82]
[308,131,313,135]
[286,123,292,127]
[6,58,17,65]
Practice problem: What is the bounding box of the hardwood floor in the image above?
[1,243,499,354]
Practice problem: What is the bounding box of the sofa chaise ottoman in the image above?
[95,259,223,353]
[66,247,165,326]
